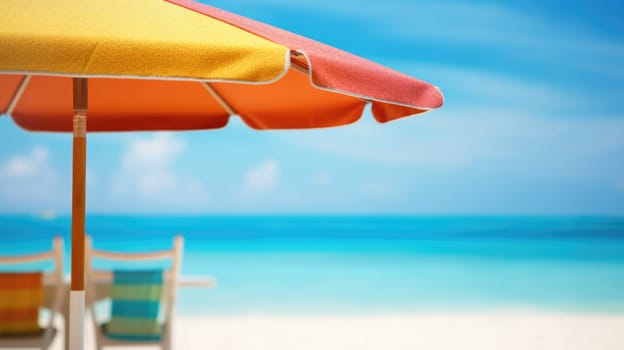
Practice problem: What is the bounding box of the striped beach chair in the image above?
[0,237,64,350]
[105,269,164,341]
[0,273,44,336]
[86,236,183,350]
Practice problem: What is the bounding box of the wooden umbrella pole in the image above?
[70,77,87,350]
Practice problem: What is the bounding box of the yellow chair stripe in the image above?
[0,289,43,309]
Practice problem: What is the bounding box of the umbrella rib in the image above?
[202,82,236,116]
[290,60,371,105]
[5,75,31,116]
[290,62,309,75]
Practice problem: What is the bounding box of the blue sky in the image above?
[1,0,623,215]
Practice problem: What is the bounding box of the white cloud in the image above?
[0,146,66,211]
[1,146,49,178]
[121,133,184,172]
[279,107,624,183]
[398,63,590,112]
[279,115,480,167]
[111,133,209,207]
[275,59,617,169]
[242,159,280,194]
[114,133,184,196]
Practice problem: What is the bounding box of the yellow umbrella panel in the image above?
[0,0,288,81]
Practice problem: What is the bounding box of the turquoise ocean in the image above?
[1,215,624,315]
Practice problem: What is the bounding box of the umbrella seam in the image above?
[202,82,236,116]
[0,50,292,84]
[5,75,31,116]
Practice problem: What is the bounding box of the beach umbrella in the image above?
[0,0,443,349]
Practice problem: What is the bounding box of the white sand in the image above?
[50,311,624,350]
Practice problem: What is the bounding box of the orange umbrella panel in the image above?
[1,75,230,132]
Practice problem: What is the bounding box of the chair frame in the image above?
[85,236,183,350]
[0,237,64,350]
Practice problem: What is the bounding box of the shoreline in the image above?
[52,310,624,350]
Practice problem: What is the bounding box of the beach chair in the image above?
[85,236,183,350]
[0,237,64,350]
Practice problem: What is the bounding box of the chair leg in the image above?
[96,333,104,350]
[162,327,171,350]
[162,335,170,350]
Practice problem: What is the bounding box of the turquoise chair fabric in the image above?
[105,269,164,341]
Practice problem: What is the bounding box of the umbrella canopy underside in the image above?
[0,0,443,131]
[0,70,365,131]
